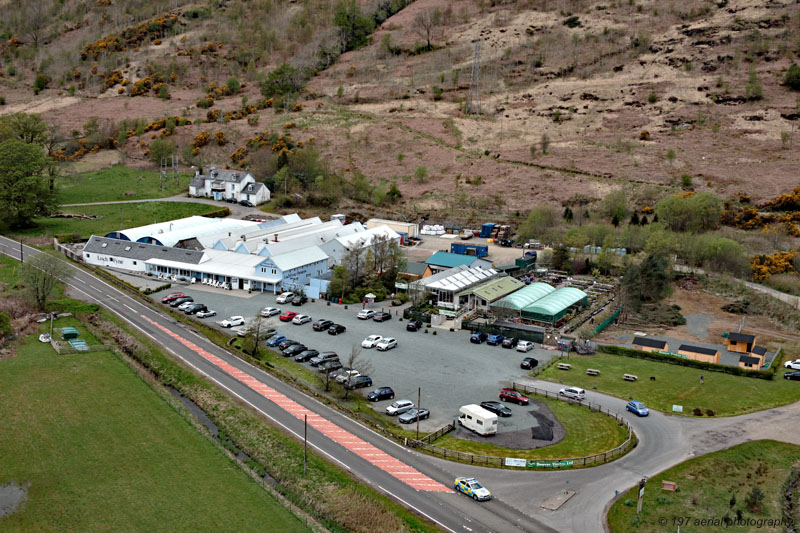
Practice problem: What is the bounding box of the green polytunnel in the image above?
[520,287,588,324]
[491,282,556,311]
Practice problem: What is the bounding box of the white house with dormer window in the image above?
[188,166,270,205]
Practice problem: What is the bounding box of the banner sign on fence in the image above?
[672,405,683,413]
[504,458,527,467]
[527,460,574,468]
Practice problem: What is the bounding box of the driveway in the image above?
[62,193,273,219]
[155,286,557,431]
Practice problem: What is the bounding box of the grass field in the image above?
[537,353,800,417]
[607,440,799,532]
[12,202,217,239]
[57,165,193,204]
[0,336,308,532]
[434,395,629,461]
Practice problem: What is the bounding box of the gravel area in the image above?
[453,400,565,450]
[0,483,27,518]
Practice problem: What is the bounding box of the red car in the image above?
[279,311,298,322]
[161,292,185,303]
[499,388,530,405]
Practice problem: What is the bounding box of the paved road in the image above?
[7,237,800,532]
[62,193,270,219]
[0,236,554,533]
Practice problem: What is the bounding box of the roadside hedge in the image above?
[598,344,778,380]
[203,206,231,218]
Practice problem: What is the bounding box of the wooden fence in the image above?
[408,383,635,469]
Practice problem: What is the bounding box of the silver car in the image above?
[385,399,414,416]
[260,307,280,317]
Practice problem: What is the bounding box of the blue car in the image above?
[626,400,649,417]
[267,334,286,347]
[470,332,488,344]
[486,334,505,346]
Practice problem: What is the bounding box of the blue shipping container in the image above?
[450,243,489,258]
[480,223,495,238]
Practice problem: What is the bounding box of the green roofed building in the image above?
[491,282,556,313]
[520,287,588,326]
[455,276,524,312]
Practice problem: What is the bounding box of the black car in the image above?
[278,339,300,351]
[291,295,308,306]
[367,387,395,402]
[183,303,207,315]
[294,349,319,362]
[239,199,254,207]
[309,351,339,366]
[502,337,518,349]
[406,319,424,332]
[313,319,333,331]
[785,371,800,381]
[470,331,488,344]
[318,360,343,373]
[520,357,539,370]
[282,344,307,357]
[480,401,513,417]
[345,375,373,389]
[327,324,346,335]
[169,296,193,308]
[372,311,392,322]
[226,197,237,203]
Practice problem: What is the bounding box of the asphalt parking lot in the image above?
[152,285,558,431]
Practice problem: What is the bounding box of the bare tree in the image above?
[342,345,373,399]
[342,240,365,289]
[20,254,71,309]
[241,315,275,357]
[413,8,443,51]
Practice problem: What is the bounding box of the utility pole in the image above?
[636,477,646,514]
[416,387,421,440]
[466,40,482,115]
[19,240,23,263]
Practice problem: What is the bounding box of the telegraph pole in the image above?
[416,387,421,440]
[466,40,482,115]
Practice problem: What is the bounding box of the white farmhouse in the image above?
[188,166,270,205]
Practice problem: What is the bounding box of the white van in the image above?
[458,404,498,436]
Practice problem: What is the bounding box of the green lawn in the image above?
[537,353,800,417]
[13,201,218,239]
[0,337,308,532]
[57,165,193,204]
[435,395,629,461]
[607,440,800,532]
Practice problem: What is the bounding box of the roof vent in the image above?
[101,243,107,247]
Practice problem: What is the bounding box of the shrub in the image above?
[639,130,650,141]
[196,96,214,109]
[745,486,765,512]
[0,96,4,105]
[563,15,581,28]
[693,408,703,416]
[226,77,241,94]
[433,86,443,101]
[34,73,49,93]
[681,174,693,189]
[705,409,715,416]
[413,166,428,183]
[158,85,170,100]
[784,64,800,91]
[647,92,658,104]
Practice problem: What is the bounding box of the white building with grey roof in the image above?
[188,166,270,205]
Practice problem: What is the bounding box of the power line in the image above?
[466,40,481,115]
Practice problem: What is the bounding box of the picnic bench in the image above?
[661,481,678,492]
[623,373,638,382]
[586,368,600,376]
[557,363,572,370]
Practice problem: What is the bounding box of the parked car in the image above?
[161,292,185,303]
[170,296,193,308]
[499,388,530,405]
[327,324,346,335]
[225,197,237,203]
[470,332,488,344]
[516,340,534,352]
[386,399,415,416]
[344,375,373,389]
[479,401,513,417]
[520,357,538,370]
[282,344,308,357]
[373,311,392,322]
[279,311,298,322]
[220,315,245,328]
[398,408,430,424]
[278,339,300,351]
[784,371,800,381]
[292,314,312,325]
[376,337,397,351]
[177,301,196,311]
[361,335,383,349]
[294,349,319,362]
[309,351,339,366]
[367,387,395,402]
[406,319,424,332]
[291,295,308,306]
[266,334,286,347]
[312,319,334,332]
[486,334,505,346]
[626,400,649,417]
[276,292,294,304]
[357,309,376,320]
[454,477,492,501]
[501,337,519,349]
[239,199,254,207]
[260,307,281,317]
[559,387,586,401]
[183,303,207,315]
[335,369,360,383]
[785,359,800,370]
[318,360,343,373]
[196,309,216,318]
